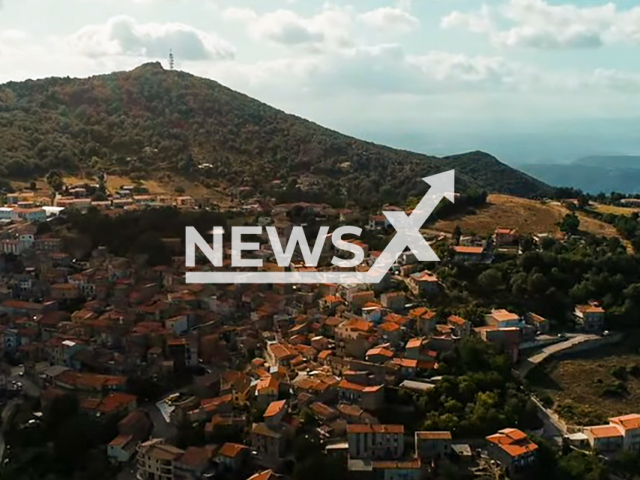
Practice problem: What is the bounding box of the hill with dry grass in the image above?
[434,194,622,240]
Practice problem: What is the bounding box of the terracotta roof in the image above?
[410,271,438,282]
[490,309,520,322]
[587,425,623,439]
[452,246,484,254]
[341,317,373,332]
[338,403,363,417]
[447,315,468,326]
[347,424,404,434]
[576,304,605,314]
[392,358,418,368]
[118,410,149,430]
[179,446,212,466]
[486,428,538,458]
[251,423,281,438]
[416,431,451,440]
[409,307,436,320]
[385,313,409,325]
[264,400,287,418]
[338,379,382,393]
[323,295,344,303]
[406,338,423,349]
[144,442,185,461]
[527,312,548,324]
[318,350,333,361]
[379,322,400,332]
[310,402,337,419]
[218,442,248,458]
[323,316,344,327]
[366,347,394,358]
[609,414,640,431]
[268,342,298,360]
[247,470,279,480]
[372,460,421,470]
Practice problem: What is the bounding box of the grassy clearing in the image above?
[434,194,621,240]
[593,203,640,216]
[530,336,640,425]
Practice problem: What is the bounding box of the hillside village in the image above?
[0,180,639,480]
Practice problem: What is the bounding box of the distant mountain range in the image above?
[0,62,551,205]
[521,156,640,194]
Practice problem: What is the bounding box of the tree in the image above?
[45,170,65,192]
[557,451,608,480]
[452,225,462,245]
[610,450,640,479]
[174,185,186,194]
[560,213,580,235]
[91,191,107,201]
[578,195,590,209]
[478,269,503,292]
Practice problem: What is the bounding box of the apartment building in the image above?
[136,438,185,480]
[347,424,405,460]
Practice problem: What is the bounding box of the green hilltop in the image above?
[0,62,551,206]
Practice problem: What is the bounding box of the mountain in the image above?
[521,155,640,194]
[574,155,640,169]
[0,62,551,206]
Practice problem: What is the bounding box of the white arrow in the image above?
[186,170,455,284]
[365,169,455,282]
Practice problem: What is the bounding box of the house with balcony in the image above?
[136,438,185,480]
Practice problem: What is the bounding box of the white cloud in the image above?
[0,29,27,42]
[442,0,640,49]
[193,40,640,105]
[358,7,419,33]
[66,15,235,60]
[223,5,353,51]
[441,5,493,34]
[200,43,542,99]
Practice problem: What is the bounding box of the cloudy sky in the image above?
[1,0,640,163]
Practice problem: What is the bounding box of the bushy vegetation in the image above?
[0,63,551,207]
[60,206,228,265]
[2,394,118,480]
[395,338,540,437]
[431,233,640,328]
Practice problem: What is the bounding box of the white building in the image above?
[0,207,17,221]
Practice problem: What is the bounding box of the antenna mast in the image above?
[169,49,174,70]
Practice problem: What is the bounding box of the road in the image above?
[530,395,567,440]
[519,334,603,376]
[8,366,41,399]
[0,367,40,466]
[142,402,177,442]
[0,399,21,464]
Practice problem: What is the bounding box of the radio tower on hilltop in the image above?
[169,49,174,70]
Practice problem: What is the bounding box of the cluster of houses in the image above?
[1,184,197,218]
[0,192,618,480]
